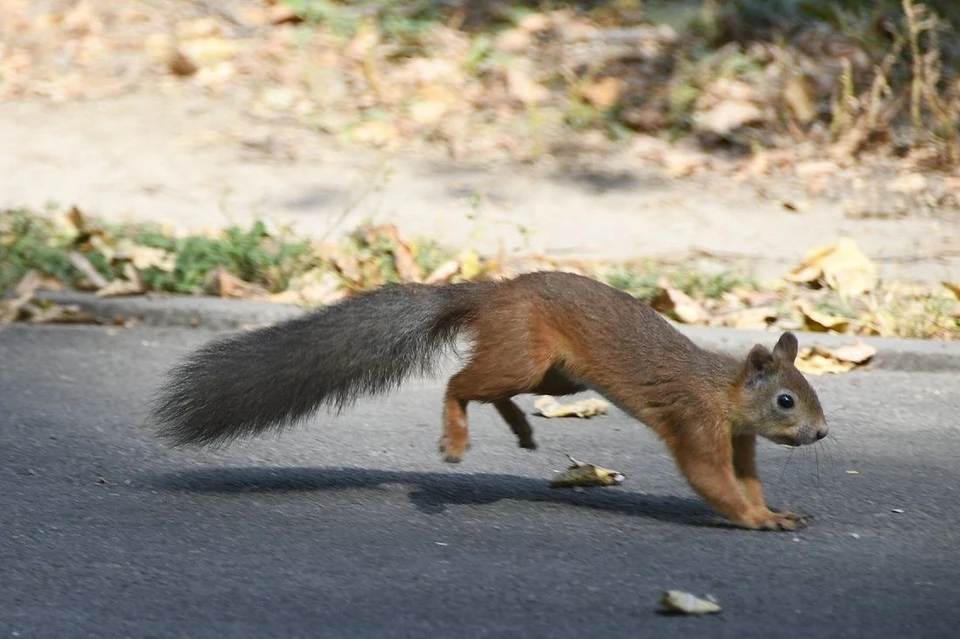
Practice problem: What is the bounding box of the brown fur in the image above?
[153,270,827,531]
[439,272,827,531]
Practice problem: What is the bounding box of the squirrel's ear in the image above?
[743,344,774,386]
[772,332,799,363]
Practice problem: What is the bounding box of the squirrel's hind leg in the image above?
[439,348,555,463]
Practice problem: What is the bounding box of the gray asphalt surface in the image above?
[3,323,960,638]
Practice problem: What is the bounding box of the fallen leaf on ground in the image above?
[659,591,721,615]
[534,396,610,418]
[376,224,422,282]
[28,302,98,325]
[67,251,109,290]
[216,268,268,299]
[650,280,708,324]
[582,77,624,109]
[944,282,960,299]
[550,455,625,489]
[827,340,877,364]
[424,260,461,284]
[96,263,147,298]
[786,239,878,297]
[457,249,483,281]
[796,299,849,333]
[795,342,875,375]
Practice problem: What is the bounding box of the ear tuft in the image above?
[773,332,799,363]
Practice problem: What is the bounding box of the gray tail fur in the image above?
[150,281,488,447]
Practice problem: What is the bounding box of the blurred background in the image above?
[1,0,958,339]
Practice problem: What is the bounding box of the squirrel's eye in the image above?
[776,393,795,410]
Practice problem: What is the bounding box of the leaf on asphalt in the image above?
[786,239,878,297]
[534,396,610,419]
[659,591,722,615]
[550,454,625,489]
[650,279,708,325]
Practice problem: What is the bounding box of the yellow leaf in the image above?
[650,279,708,325]
[796,299,849,333]
[457,250,482,281]
[787,239,877,296]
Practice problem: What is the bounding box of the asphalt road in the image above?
[2,324,960,638]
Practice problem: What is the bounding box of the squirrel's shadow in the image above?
[147,466,725,529]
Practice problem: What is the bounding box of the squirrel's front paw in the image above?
[741,508,808,531]
[757,509,808,531]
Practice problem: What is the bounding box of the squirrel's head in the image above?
[736,332,828,446]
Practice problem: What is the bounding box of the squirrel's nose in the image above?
[815,428,828,441]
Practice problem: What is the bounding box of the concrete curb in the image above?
[39,291,960,373]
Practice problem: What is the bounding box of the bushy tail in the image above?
[150,281,488,447]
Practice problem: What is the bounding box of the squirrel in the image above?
[151,271,828,532]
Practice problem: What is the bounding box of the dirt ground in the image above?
[1,90,957,282]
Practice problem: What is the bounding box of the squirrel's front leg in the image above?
[733,434,806,524]
[670,431,806,531]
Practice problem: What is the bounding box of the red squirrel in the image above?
[152,271,828,531]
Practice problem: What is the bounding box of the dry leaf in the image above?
[332,253,363,285]
[582,77,624,109]
[786,239,878,297]
[796,342,875,375]
[724,306,778,330]
[114,239,177,272]
[216,269,267,299]
[782,74,816,123]
[534,396,610,419]
[796,299,849,333]
[943,281,960,299]
[281,269,346,305]
[550,454,625,489]
[96,263,147,298]
[651,280,708,324]
[28,302,98,325]
[494,28,533,54]
[67,251,109,289]
[377,224,422,282]
[659,591,721,615]
[662,148,705,177]
[796,347,856,375]
[827,340,877,364]
[506,65,549,105]
[457,249,483,281]
[424,260,461,284]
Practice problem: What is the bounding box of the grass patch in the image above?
[1,208,956,339]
